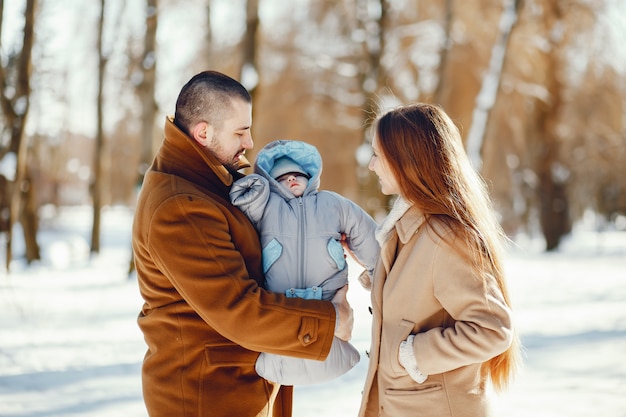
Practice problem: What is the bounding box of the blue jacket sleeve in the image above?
[229,174,271,227]
[336,194,379,275]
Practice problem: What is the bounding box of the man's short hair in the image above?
[174,71,251,136]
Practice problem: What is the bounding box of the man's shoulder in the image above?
[141,171,228,210]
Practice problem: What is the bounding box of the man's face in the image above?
[207,99,253,171]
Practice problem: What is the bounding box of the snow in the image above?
[1,206,625,416]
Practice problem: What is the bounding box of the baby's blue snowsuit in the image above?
[230,140,379,385]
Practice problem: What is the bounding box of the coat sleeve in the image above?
[146,192,336,360]
[334,193,379,274]
[229,174,270,226]
[412,235,514,375]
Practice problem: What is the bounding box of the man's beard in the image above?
[207,139,244,172]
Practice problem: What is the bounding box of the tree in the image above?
[90,0,126,254]
[240,0,259,93]
[465,0,522,169]
[2,0,624,262]
[432,0,453,106]
[90,0,107,254]
[137,0,158,181]
[129,0,158,276]
[355,0,391,217]
[0,0,38,270]
[533,0,570,251]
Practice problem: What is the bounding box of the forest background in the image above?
[1,0,625,270]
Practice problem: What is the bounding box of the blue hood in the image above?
[254,140,322,193]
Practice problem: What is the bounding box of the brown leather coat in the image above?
[133,117,336,417]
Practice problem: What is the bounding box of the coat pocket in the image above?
[327,237,346,271]
[262,238,282,274]
[390,319,416,377]
[200,343,271,417]
[383,384,449,417]
[204,343,260,367]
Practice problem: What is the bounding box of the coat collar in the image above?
[378,204,425,275]
[158,116,250,193]
[376,197,426,246]
[395,206,426,244]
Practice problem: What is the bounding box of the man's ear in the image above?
[191,122,213,146]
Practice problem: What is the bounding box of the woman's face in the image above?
[369,135,401,196]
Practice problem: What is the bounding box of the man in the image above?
[132,71,353,417]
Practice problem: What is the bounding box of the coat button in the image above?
[303,334,311,344]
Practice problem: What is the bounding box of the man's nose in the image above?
[241,132,253,149]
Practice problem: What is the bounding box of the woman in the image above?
[358,103,520,417]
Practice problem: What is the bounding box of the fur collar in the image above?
[375,196,413,246]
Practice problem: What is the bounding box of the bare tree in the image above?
[91,0,126,254]
[129,0,159,276]
[240,0,259,93]
[90,0,107,254]
[7,0,618,258]
[433,0,453,105]
[465,0,522,169]
[355,0,391,216]
[0,0,38,270]
[533,0,570,251]
[138,0,159,180]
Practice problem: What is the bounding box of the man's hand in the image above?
[331,285,354,341]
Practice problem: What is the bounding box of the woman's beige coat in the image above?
[358,206,514,417]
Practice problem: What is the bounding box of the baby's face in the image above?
[276,172,308,197]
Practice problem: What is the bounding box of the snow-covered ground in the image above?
[1,206,625,417]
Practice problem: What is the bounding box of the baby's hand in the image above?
[331,285,353,341]
[357,270,372,290]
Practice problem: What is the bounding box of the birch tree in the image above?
[433,0,453,106]
[465,0,522,169]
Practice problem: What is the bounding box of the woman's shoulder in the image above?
[422,216,467,250]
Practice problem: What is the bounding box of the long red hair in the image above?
[375,103,521,391]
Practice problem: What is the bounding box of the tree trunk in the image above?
[20,172,40,261]
[139,0,158,173]
[0,0,38,270]
[356,0,391,217]
[433,0,453,106]
[129,0,159,276]
[536,0,570,251]
[465,0,521,169]
[240,0,259,93]
[90,0,106,254]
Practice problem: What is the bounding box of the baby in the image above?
[230,139,379,385]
